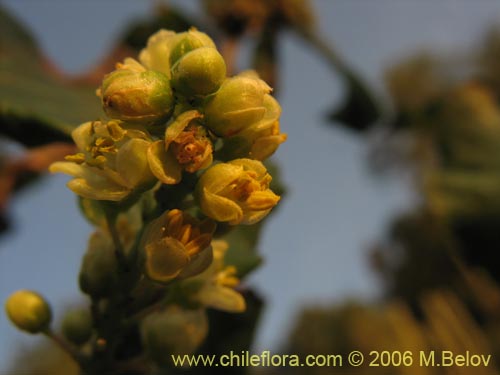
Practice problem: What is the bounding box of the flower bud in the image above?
[5,290,52,334]
[79,231,120,298]
[139,30,177,77]
[61,309,93,346]
[169,29,216,67]
[195,158,280,225]
[219,95,286,160]
[100,59,174,125]
[141,306,208,365]
[140,209,216,284]
[203,71,272,136]
[171,47,226,97]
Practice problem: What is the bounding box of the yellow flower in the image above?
[220,95,287,160]
[50,120,156,201]
[185,240,245,313]
[148,110,213,185]
[195,158,280,225]
[203,71,279,137]
[140,209,216,283]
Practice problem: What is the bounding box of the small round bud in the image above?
[79,231,120,298]
[101,67,174,125]
[61,309,93,346]
[203,72,272,136]
[171,47,226,97]
[169,30,216,67]
[5,290,52,334]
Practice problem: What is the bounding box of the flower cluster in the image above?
[6,28,286,369]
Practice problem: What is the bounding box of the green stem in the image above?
[104,210,128,270]
[44,329,87,369]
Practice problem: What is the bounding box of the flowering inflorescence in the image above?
[6,28,285,370]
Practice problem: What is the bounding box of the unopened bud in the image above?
[101,62,174,125]
[61,309,93,346]
[171,47,226,97]
[5,290,52,334]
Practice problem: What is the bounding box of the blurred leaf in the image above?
[121,4,200,52]
[328,73,380,131]
[222,224,263,279]
[0,6,103,147]
[296,28,381,132]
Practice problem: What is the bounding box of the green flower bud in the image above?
[141,306,208,365]
[100,59,174,125]
[171,47,226,97]
[61,309,93,346]
[169,29,216,67]
[139,30,177,77]
[79,231,120,298]
[5,290,52,334]
[195,158,280,225]
[203,71,272,136]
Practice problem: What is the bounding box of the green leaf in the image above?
[0,6,103,147]
[222,224,263,279]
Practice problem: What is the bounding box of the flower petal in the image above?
[165,110,203,147]
[145,237,189,283]
[147,141,182,185]
[198,285,246,313]
[200,188,243,223]
[116,138,154,188]
[179,246,213,279]
[67,178,129,201]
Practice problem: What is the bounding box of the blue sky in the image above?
[2,0,500,369]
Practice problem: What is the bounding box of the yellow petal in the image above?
[71,122,94,150]
[116,138,154,189]
[179,246,213,279]
[147,140,182,185]
[245,190,280,211]
[165,110,203,147]
[67,178,129,201]
[198,285,246,313]
[49,161,85,177]
[145,237,189,283]
[200,188,243,223]
[250,133,287,160]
